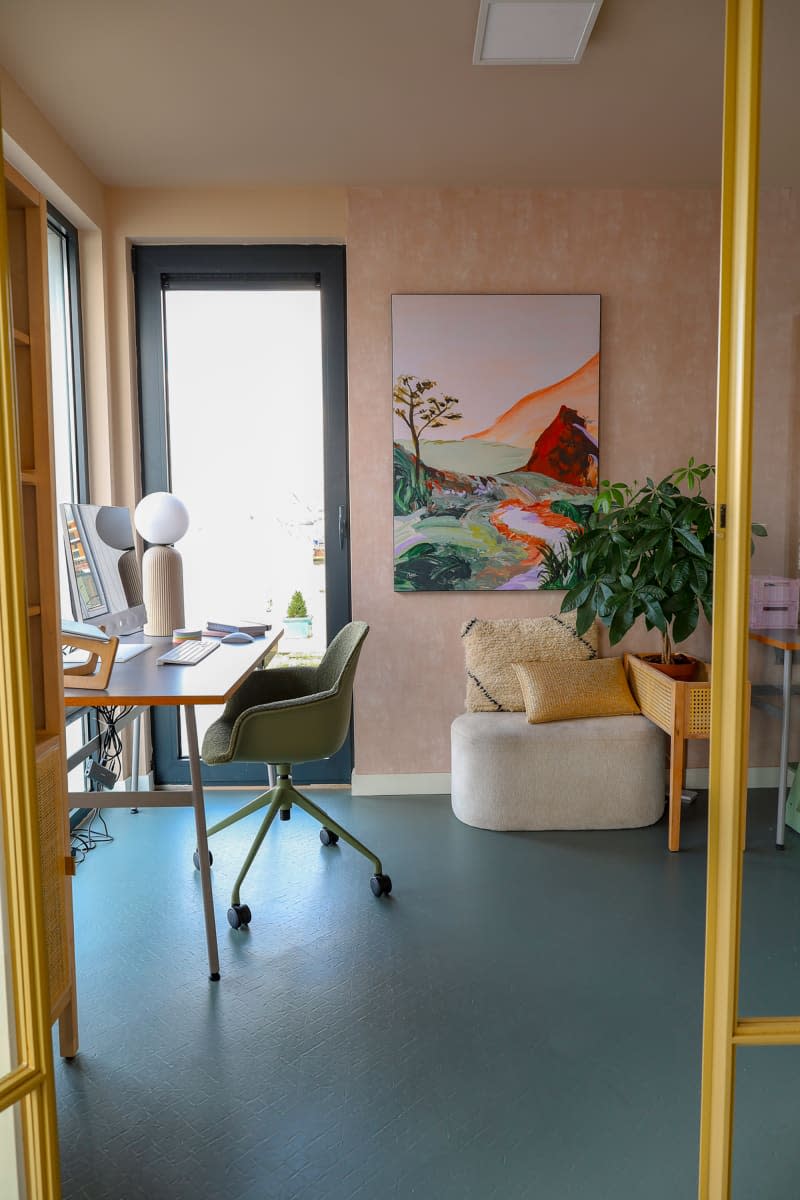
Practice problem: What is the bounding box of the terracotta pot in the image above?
[637,653,698,681]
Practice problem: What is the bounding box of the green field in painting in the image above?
[397,438,529,476]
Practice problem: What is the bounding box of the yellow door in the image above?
[0,139,62,1199]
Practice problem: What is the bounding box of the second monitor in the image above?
[61,503,146,637]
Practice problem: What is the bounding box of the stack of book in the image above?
[203,620,270,638]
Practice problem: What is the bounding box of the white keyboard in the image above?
[157,639,219,667]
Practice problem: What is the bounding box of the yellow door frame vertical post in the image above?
[0,137,62,1194]
[699,0,762,1196]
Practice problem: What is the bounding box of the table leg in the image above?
[184,705,221,980]
[776,648,793,850]
[128,711,142,813]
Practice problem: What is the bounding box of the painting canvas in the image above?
[392,294,600,591]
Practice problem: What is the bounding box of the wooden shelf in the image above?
[5,156,77,1055]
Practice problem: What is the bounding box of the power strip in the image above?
[86,759,117,790]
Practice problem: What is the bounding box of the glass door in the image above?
[134,245,351,785]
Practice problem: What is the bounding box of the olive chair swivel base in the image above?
[198,622,391,928]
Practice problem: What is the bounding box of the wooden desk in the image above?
[66,631,282,979]
[749,627,800,848]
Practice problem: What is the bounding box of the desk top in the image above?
[64,631,282,708]
[749,628,800,652]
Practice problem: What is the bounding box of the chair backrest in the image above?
[316,620,369,696]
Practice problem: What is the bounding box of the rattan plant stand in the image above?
[624,653,731,852]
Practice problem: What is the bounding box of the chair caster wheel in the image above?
[370,874,392,897]
[193,849,213,871]
[320,827,339,846]
[227,903,251,929]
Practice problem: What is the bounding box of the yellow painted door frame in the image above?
[0,138,62,1196]
[697,0,800,1194]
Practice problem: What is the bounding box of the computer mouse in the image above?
[221,631,254,644]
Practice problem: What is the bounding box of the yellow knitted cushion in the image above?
[511,657,640,723]
[462,611,598,712]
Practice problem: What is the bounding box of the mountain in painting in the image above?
[524,405,598,487]
[466,353,599,450]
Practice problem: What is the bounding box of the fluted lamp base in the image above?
[142,544,185,637]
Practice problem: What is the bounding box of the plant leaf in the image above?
[642,597,667,634]
[672,602,700,644]
[674,526,707,557]
[562,579,595,611]
[575,599,598,637]
[609,600,635,644]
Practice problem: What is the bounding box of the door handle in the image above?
[338,504,348,548]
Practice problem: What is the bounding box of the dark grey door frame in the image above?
[133,244,352,785]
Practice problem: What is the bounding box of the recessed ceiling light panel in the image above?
[473,0,604,65]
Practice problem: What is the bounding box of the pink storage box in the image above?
[749,576,800,629]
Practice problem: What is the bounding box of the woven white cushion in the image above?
[461,611,598,712]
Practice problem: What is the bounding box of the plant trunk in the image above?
[662,629,674,664]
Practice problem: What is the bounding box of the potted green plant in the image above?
[543,459,766,678]
[284,590,312,638]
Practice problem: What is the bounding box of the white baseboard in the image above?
[351,773,452,796]
[353,768,787,797]
[114,772,155,792]
[686,766,789,790]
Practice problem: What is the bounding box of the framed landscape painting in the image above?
[392,294,601,591]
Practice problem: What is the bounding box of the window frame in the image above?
[47,205,96,825]
[46,203,90,504]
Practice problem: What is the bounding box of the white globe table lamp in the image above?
[134,492,190,636]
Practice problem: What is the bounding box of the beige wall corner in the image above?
[1,68,114,501]
[0,67,105,231]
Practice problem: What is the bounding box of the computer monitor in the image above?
[60,503,146,636]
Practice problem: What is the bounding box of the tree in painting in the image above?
[393,375,462,495]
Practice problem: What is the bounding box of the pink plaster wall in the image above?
[346,187,799,776]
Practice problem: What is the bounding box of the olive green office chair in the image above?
[200,621,391,929]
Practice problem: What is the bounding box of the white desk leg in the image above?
[776,647,793,850]
[128,711,142,813]
[184,705,221,980]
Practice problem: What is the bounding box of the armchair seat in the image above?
[201,621,392,929]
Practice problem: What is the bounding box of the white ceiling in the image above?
[0,0,797,189]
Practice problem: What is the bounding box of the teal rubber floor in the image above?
[55,788,800,1199]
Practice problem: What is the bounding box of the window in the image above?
[47,206,91,804]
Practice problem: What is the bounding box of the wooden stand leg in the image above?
[58,989,79,1059]
[668,731,687,852]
